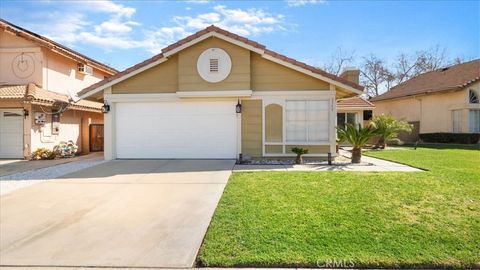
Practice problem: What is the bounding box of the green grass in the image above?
[198,147,480,268]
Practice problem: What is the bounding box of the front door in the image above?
[89,124,104,152]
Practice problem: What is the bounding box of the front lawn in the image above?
[198,147,480,268]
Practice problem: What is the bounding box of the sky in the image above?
[1,0,479,71]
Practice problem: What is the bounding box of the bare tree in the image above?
[323,47,355,76]
[360,55,393,97]
[414,45,447,74]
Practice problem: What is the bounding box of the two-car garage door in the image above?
[115,100,238,159]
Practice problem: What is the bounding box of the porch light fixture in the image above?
[101,102,110,113]
[235,100,242,113]
[23,109,29,118]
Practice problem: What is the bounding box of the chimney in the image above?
[340,67,360,84]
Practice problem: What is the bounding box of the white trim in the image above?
[78,58,169,99]
[105,93,178,102]
[177,90,252,98]
[262,54,363,96]
[253,90,334,97]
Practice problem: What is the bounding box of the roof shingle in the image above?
[337,96,375,109]
[78,25,364,97]
[371,59,480,102]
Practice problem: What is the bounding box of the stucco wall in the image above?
[0,32,43,86]
[112,55,179,93]
[374,85,477,133]
[29,106,103,155]
[0,31,110,96]
[42,49,109,95]
[250,53,330,91]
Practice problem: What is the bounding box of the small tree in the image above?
[371,114,412,149]
[291,147,308,164]
[337,124,379,163]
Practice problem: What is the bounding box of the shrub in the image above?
[419,133,480,144]
[31,148,56,160]
[54,140,79,158]
[291,147,308,164]
[371,114,412,149]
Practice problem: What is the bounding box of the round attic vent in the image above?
[197,48,232,83]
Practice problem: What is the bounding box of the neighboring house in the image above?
[337,96,375,128]
[78,25,363,160]
[371,59,480,142]
[0,19,117,159]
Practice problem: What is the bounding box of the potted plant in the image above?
[337,124,379,163]
[291,147,308,164]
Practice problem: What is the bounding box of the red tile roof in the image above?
[337,96,375,109]
[371,59,480,102]
[78,25,364,97]
[0,19,118,75]
[0,84,102,112]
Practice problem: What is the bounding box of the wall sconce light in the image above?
[23,109,29,118]
[235,100,242,113]
[101,102,110,113]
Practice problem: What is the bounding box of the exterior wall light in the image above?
[23,109,29,118]
[235,100,242,113]
[102,102,110,113]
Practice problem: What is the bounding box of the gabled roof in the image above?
[371,59,480,102]
[337,96,375,109]
[78,25,364,98]
[0,18,118,75]
[0,84,102,112]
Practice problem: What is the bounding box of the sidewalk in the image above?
[0,152,103,177]
[233,149,422,172]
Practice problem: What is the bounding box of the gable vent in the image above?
[209,58,219,72]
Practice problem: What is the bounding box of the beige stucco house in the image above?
[371,60,480,142]
[337,96,375,128]
[78,26,364,161]
[0,19,117,158]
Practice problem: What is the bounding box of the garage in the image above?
[115,100,238,159]
[0,108,24,159]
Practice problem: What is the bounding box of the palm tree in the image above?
[337,124,379,163]
[372,114,412,149]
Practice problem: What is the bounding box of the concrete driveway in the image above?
[0,159,235,268]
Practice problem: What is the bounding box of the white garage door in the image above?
[115,100,238,159]
[0,109,24,159]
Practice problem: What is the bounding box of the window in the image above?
[286,100,329,143]
[469,90,479,104]
[469,110,480,133]
[337,112,357,128]
[452,110,462,132]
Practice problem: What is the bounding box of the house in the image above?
[371,59,480,142]
[78,26,364,160]
[0,19,117,159]
[337,96,375,128]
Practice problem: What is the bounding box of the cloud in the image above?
[81,0,136,17]
[184,0,210,3]
[26,1,288,55]
[286,0,327,7]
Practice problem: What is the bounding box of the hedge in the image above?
[419,133,480,144]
